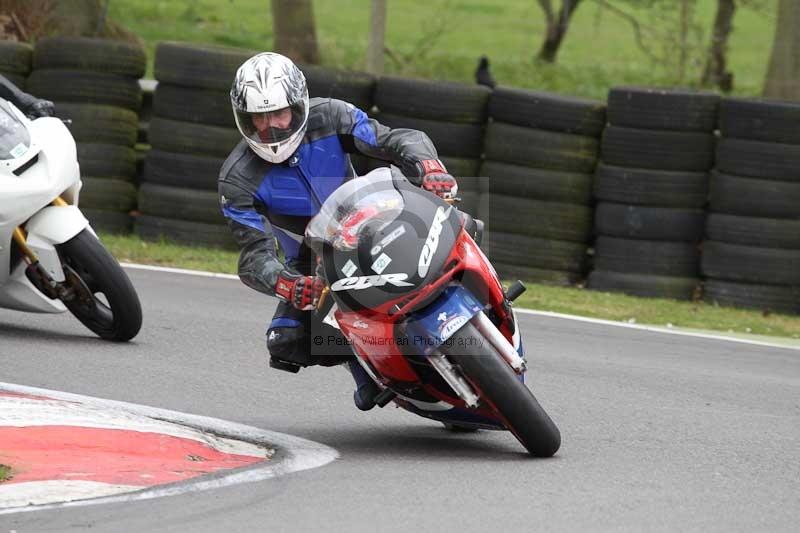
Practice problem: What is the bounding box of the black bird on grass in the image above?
[475,55,496,89]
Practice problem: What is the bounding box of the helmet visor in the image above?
[233,101,307,145]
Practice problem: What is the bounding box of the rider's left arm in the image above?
[329,98,440,185]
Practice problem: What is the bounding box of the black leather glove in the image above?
[418,159,458,200]
[26,99,55,118]
[274,270,325,311]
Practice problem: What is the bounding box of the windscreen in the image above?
[0,100,30,160]
[305,168,404,255]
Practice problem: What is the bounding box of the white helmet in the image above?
[230,52,309,163]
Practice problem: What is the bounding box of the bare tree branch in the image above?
[701,0,735,91]
[537,0,584,62]
[590,0,660,62]
[385,0,455,70]
[537,0,556,27]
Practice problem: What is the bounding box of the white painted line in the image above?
[0,481,140,509]
[120,262,239,280]
[513,308,800,352]
[118,262,800,352]
[0,382,338,515]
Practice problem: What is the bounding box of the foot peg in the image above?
[269,357,301,374]
[353,383,397,411]
[374,388,397,408]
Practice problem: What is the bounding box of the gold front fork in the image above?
[13,197,68,263]
[12,227,36,264]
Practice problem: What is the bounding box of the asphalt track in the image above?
[1,267,798,532]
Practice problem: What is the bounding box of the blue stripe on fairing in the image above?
[272,226,302,261]
[222,206,263,232]
[270,317,302,329]
[351,107,377,146]
[405,286,484,356]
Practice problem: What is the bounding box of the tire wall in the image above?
[701,98,800,313]
[130,42,251,249]
[22,38,797,314]
[29,37,146,235]
[479,88,604,286]
[588,87,719,301]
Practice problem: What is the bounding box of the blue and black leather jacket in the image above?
[218,97,439,296]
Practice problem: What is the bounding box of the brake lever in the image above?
[316,285,330,311]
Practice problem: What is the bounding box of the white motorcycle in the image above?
[0,99,141,341]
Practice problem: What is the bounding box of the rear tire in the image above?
[57,229,142,341]
[442,322,561,456]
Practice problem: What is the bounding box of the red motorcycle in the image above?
[306,169,560,456]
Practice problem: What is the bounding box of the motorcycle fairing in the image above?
[320,190,461,314]
[404,285,484,356]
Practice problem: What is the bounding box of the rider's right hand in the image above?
[275,270,325,311]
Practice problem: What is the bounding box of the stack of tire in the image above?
[300,63,376,113]
[480,88,605,285]
[0,40,31,90]
[139,42,254,249]
[27,37,145,234]
[701,98,800,314]
[373,76,490,219]
[588,87,718,300]
[298,63,378,177]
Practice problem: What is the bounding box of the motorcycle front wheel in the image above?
[442,322,560,457]
[56,229,142,342]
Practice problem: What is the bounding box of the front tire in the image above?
[57,229,142,341]
[442,322,560,457]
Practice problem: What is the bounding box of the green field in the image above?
[0,464,11,483]
[101,233,800,341]
[109,0,778,100]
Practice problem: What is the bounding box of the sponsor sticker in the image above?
[10,143,27,159]
[341,259,357,277]
[370,253,392,275]
[439,315,469,341]
[371,225,406,255]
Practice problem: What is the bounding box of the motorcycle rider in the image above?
[218,52,458,411]
[0,74,54,118]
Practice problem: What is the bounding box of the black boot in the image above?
[348,360,381,411]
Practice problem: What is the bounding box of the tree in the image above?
[701,0,735,92]
[366,0,387,74]
[271,0,320,64]
[536,0,584,63]
[0,0,136,40]
[764,0,800,99]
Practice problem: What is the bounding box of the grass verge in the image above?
[100,233,239,275]
[0,464,11,482]
[101,232,800,341]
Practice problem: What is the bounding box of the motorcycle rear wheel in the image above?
[442,322,560,457]
[56,229,142,342]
